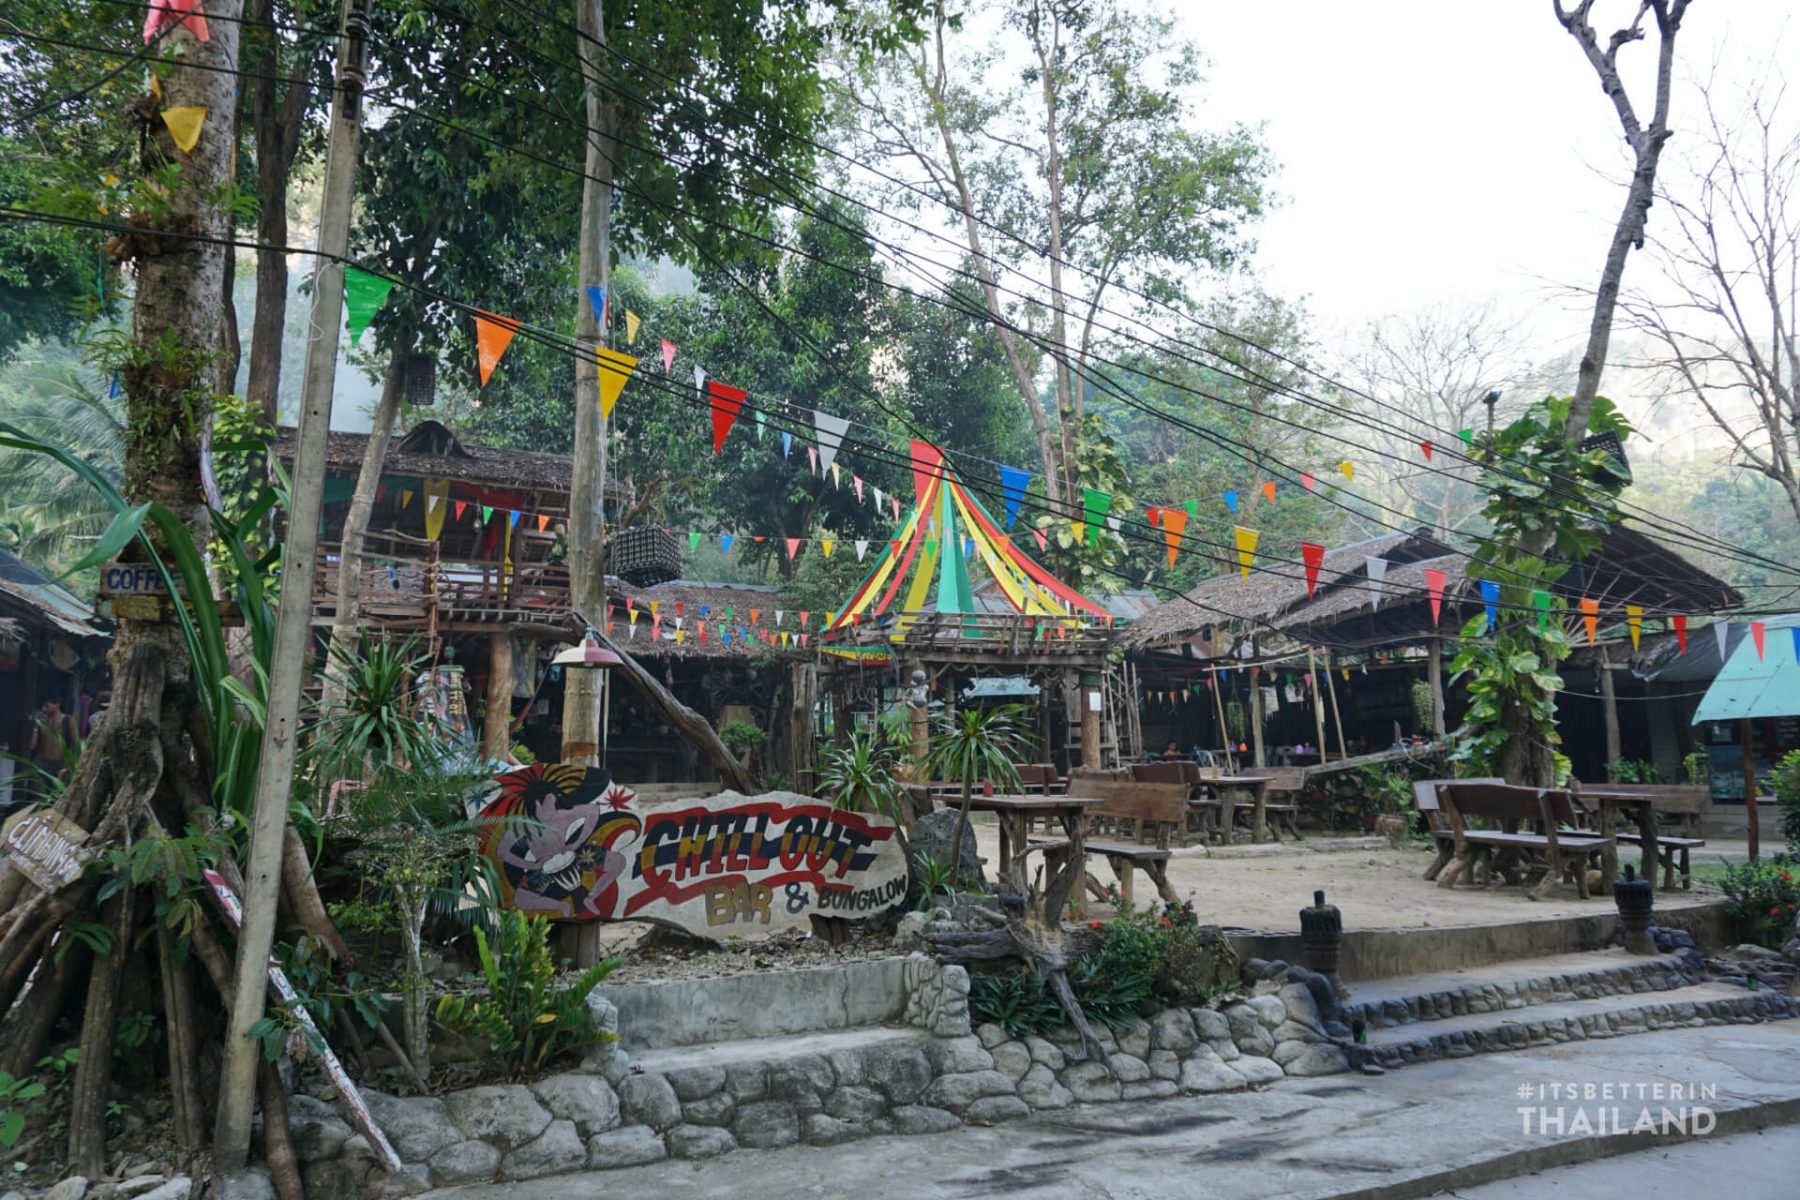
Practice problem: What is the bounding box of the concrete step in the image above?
[1340,948,1701,1032]
[1360,979,1800,1071]
[631,1024,928,1077]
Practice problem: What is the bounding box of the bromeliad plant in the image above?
[923,703,1032,884]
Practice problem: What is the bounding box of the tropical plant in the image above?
[816,726,907,822]
[1684,749,1711,787]
[922,703,1032,883]
[0,1070,45,1149]
[1411,680,1436,734]
[1772,750,1800,856]
[1605,758,1661,784]
[434,911,617,1078]
[306,634,444,782]
[0,358,123,575]
[968,969,1062,1040]
[1718,857,1800,949]
[910,851,958,914]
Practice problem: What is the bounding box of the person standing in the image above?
[27,697,78,798]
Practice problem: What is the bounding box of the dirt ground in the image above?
[966,820,1728,935]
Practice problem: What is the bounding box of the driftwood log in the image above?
[588,626,758,793]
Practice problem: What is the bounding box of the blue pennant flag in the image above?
[964,538,974,561]
[782,431,793,459]
[1223,490,1238,514]
[721,533,734,555]
[723,628,732,647]
[508,510,521,529]
[1479,579,1500,631]
[584,285,607,325]
[700,605,710,620]
[1792,626,1799,662]
[108,372,120,399]
[999,465,1031,529]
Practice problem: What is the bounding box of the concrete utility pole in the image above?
[215,0,371,1168]
[562,0,612,766]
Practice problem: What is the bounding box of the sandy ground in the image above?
[965,819,1729,935]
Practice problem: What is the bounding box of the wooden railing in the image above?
[310,528,572,629]
[882,611,1114,657]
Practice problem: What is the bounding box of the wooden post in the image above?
[1079,670,1102,769]
[1323,655,1350,760]
[1249,666,1265,768]
[1209,670,1234,771]
[1598,647,1621,768]
[1426,637,1447,743]
[483,629,513,761]
[1742,718,1760,862]
[1306,646,1328,759]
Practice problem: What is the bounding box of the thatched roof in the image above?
[0,549,109,639]
[1117,529,1453,651]
[1275,552,1471,644]
[605,580,794,662]
[271,421,629,501]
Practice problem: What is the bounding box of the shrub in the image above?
[1772,750,1800,856]
[1718,857,1800,949]
[969,969,1063,1039]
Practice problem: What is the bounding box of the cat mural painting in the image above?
[480,764,909,937]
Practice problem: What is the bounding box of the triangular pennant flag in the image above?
[661,339,676,372]
[1000,466,1031,529]
[721,533,734,555]
[1082,488,1111,545]
[807,445,819,474]
[1458,428,1475,449]
[1260,481,1276,504]
[400,489,414,509]
[1420,440,1434,462]
[1299,472,1316,494]
[688,531,701,553]
[1479,579,1500,632]
[1146,507,1162,529]
[889,540,901,558]
[853,475,864,502]
[776,610,785,626]
[143,0,210,44]
[1673,614,1687,655]
[480,504,493,524]
[786,538,802,560]
[1033,529,1047,552]
[474,311,520,387]
[855,540,869,562]
[1714,621,1730,662]
[1222,490,1238,514]
[707,380,747,454]
[1301,542,1324,598]
[453,500,467,520]
[624,310,641,345]
[800,612,811,628]
[584,285,607,325]
[1338,461,1354,482]
[343,267,396,346]
[508,509,521,529]
[1160,507,1188,568]
[595,348,638,419]
[1534,590,1553,631]
[1752,620,1766,660]
[1580,597,1600,645]
[891,498,901,521]
[822,539,835,559]
[537,514,549,532]
[1425,568,1447,623]
[782,430,793,459]
[831,462,842,489]
[160,106,207,154]
[814,410,851,475]
[1232,526,1259,578]
[1626,605,1643,650]
[873,486,884,511]
[750,609,760,625]
[694,363,707,399]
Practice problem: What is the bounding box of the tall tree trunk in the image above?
[246,0,311,425]
[1031,9,1079,501]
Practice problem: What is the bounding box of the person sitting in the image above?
[1160,740,1184,761]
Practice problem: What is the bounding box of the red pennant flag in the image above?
[1420,440,1434,462]
[1145,507,1161,528]
[801,633,809,648]
[708,380,747,454]
[1673,614,1687,655]
[699,622,707,645]
[910,440,941,504]
[675,602,685,617]
[1580,597,1599,645]
[800,611,810,627]
[1300,472,1316,493]
[1425,568,1447,623]
[889,539,901,558]
[1260,481,1276,504]
[474,311,521,387]
[652,614,662,639]
[786,537,802,560]
[453,500,466,520]
[1033,529,1047,552]
[1301,542,1325,598]
[1752,620,1767,659]
[660,339,676,372]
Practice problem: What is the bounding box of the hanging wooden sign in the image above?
[0,809,91,894]
[479,764,908,937]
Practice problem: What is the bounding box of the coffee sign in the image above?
[0,809,91,894]
[479,764,907,937]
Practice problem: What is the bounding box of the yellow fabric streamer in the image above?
[161,106,207,154]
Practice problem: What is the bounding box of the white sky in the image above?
[1181,1,1795,364]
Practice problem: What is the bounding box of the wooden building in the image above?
[0,549,111,804]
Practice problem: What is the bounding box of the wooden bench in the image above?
[1580,783,1708,889]
[1412,777,1502,881]
[1016,764,1067,795]
[1031,780,1188,905]
[1242,768,1305,841]
[1439,783,1613,899]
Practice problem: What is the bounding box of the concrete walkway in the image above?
[1439,1124,1800,1198]
[422,1020,1800,1200]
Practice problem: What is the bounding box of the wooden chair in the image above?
[1439,783,1613,899]
[1030,780,1189,905]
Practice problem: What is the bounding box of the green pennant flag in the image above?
[1533,590,1553,631]
[1183,499,1200,520]
[481,505,494,524]
[343,267,397,346]
[1458,428,1475,449]
[688,530,701,553]
[1083,487,1112,545]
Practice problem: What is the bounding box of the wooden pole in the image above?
[1426,637,1447,743]
[1598,646,1622,768]
[1323,654,1350,761]
[1209,670,1234,771]
[482,629,513,760]
[1306,646,1328,760]
[218,0,366,1167]
[1079,671,1102,769]
[1249,665,1265,768]
[1741,718,1761,862]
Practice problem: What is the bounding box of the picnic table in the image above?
[1568,787,1659,895]
[1204,774,1275,844]
[942,793,1105,894]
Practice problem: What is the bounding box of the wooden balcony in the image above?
[310,529,573,634]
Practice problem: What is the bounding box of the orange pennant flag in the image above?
[1159,506,1188,568]
[537,514,549,532]
[474,311,520,387]
[1260,481,1276,504]
[1580,598,1599,645]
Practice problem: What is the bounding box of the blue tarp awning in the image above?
[1692,614,1800,723]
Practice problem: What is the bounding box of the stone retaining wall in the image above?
[294,955,1348,1195]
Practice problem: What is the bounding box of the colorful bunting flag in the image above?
[584,285,607,325]
[624,310,641,345]
[853,475,864,502]
[1000,466,1031,529]
[1338,461,1354,482]
[1534,590,1553,631]
[1260,481,1276,504]
[661,339,676,372]
[1161,507,1189,568]
[1673,614,1687,655]
[1752,621,1767,660]
[343,267,395,346]
[688,531,701,553]
[822,539,835,559]
[807,445,818,474]
[474,311,520,387]
[721,533,733,555]
[1366,556,1388,609]
[1233,526,1259,578]
[1580,597,1599,645]
[1301,542,1324,598]
[855,540,868,562]
[1222,490,1238,514]
[1033,529,1047,552]
[786,538,802,561]
[1299,473,1315,493]
[708,380,747,454]
[1425,568,1447,623]
[1458,428,1475,449]
[1626,605,1643,650]
[1479,580,1500,631]
[814,410,851,475]
[161,106,207,154]
[595,347,638,419]
[1420,440,1434,462]
[782,431,793,459]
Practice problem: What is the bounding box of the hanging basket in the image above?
[611,525,682,588]
[398,353,437,407]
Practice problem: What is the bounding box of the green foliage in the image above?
[923,704,1031,798]
[910,851,958,913]
[968,969,1062,1040]
[0,347,123,577]
[816,726,907,822]
[306,634,445,781]
[0,1071,46,1150]
[1411,680,1436,733]
[718,719,768,754]
[0,142,111,364]
[1772,750,1800,856]
[1685,749,1711,787]
[1351,765,1415,817]
[1071,916,1161,1027]
[434,911,618,1078]
[1718,857,1800,950]
[1605,758,1661,784]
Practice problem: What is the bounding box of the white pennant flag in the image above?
[1105,516,1120,533]
[1365,556,1388,610]
[855,540,869,562]
[831,462,842,488]
[694,363,707,399]
[873,485,884,511]
[776,609,785,626]
[1714,621,1731,662]
[814,410,851,475]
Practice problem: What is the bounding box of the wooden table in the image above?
[1574,788,1659,893]
[1204,775,1274,844]
[943,794,1105,901]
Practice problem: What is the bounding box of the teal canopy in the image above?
[1692,614,1800,724]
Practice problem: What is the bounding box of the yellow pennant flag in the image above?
[424,477,449,540]
[1627,604,1643,650]
[400,489,414,509]
[1233,525,1260,578]
[161,106,207,154]
[595,347,638,419]
[624,310,641,345]
[821,539,835,558]
[1338,460,1354,482]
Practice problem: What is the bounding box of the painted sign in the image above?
[0,809,91,893]
[479,764,908,936]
